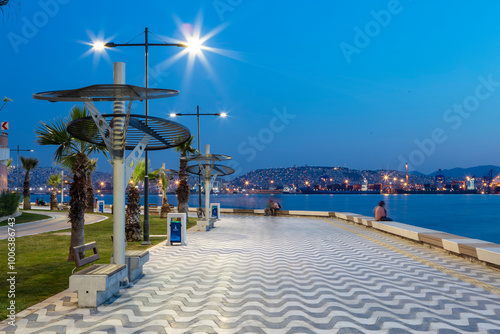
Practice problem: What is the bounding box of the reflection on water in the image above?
[31,193,500,244]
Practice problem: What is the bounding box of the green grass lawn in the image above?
[0,212,52,227]
[0,213,196,321]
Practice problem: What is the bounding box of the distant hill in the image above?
[409,171,426,176]
[7,166,112,190]
[428,165,500,179]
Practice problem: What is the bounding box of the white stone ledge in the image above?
[476,247,500,266]
[287,210,330,217]
[442,238,487,253]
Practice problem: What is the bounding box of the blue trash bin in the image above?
[170,220,182,244]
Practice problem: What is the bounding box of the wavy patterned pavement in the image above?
[2,215,500,333]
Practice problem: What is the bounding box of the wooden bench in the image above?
[110,236,150,282]
[69,242,127,308]
[148,203,161,216]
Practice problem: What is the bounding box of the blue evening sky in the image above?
[2,0,500,176]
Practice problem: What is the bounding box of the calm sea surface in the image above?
[32,193,500,244]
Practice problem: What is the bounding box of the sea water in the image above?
[31,193,500,244]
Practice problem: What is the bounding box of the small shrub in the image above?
[0,191,20,216]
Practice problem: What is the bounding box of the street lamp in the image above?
[170,105,228,216]
[13,145,34,193]
[92,27,193,245]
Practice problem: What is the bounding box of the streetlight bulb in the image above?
[93,41,106,51]
[169,113,177,118]
[220,112,227,118]
[186,37,203,54]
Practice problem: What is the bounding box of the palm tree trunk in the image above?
[50,188,58,210]
[85,173,94,213]
[125,186,142,241]
[68,153,88,261]
[176,156,189,214]
[23,171,30,210]
[160,192,171,218]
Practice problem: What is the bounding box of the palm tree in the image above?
[35,105,106,261]
[174,136,197,214]
[0,1,19,17]
[20,156,38,210]
[0,97,12,112]
[126,160,145,241]
[85,159,97,213]
[153,166,176,218]
[47,174,62,210]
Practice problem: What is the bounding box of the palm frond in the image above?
[35,105,108,166]
[47,174,62,187]
[20,156,39,171]
[174,136,198,156]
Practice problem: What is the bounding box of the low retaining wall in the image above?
[218,208,500,268]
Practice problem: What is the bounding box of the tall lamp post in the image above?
[13,145,33,193]
[93,28,188,245]
[169,106,227,215]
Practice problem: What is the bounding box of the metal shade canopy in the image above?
[33,84,178,102]
[181,153,232,162]
[66,114,190,151]
[186,164,235,177]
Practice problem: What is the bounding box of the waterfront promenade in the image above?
[2,214,500,333]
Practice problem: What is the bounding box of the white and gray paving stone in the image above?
[2,215,500,333]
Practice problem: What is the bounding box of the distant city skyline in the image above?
[2,1,500,176]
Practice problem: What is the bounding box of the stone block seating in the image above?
[124,250,150,282]
[69,242,127,308]
[110,236,150,282]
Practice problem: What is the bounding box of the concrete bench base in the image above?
[197,218,213,231]
[69,264,127,308]
[111,251,150,282]
[126,251,149,282]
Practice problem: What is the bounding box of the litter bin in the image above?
[167,213,187,246]
[98,200,105,213]
[170,219,181,243]
[210,203,221,220]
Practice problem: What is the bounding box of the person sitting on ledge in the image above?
[272,201,281,216]
[374,200,393,221]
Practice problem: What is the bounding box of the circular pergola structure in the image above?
[33,75,190,269]
[67,114,190,151]
[181,145,233,228]
[33,84,179,102]
[181,153,232,163]
[186,164,234,177]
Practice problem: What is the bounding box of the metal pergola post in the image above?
[102,27,187,245]
[197,105,202,213]
[143,27,151,245]
[204,144,211,220]
[112,62,126,266]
